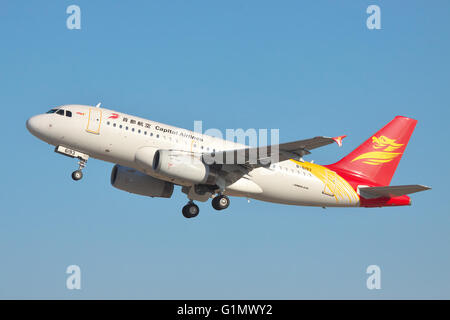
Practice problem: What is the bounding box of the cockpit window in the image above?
[46,108,72,117]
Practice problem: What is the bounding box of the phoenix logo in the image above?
[108,113,119,119]
[351,135,404,165]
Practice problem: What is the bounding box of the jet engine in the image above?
[111,165,174,198]
[152,150,218,185]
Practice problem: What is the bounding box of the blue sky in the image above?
[0,1,449,299]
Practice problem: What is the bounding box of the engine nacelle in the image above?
[134,146,158,173]
[152,149,218,184]
[111,165,174,198]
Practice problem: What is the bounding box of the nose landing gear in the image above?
[71,157,88,181]
[54,146,90,181]
[71,170,83,181]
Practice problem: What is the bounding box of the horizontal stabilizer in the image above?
[358,185,431,199]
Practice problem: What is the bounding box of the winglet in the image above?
[332,135,346,147]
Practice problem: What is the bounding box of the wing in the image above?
[358,185,431,199]
[202,135,346,166]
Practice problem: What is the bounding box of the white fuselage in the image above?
[26,105,360,207]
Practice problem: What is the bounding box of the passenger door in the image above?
[86,108,102,134]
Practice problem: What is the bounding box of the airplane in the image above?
[26,104,430,218]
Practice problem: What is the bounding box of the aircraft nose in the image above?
[26,115,45,137]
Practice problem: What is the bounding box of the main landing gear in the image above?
[180,185,231,219]
[182,201,200,219]
[212,194,230,211]
[181,195,231,219]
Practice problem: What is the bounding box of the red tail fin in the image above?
[330,116,417,186]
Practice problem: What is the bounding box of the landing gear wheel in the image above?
[212,195,230,211]
[182,203,199,218]
[71,157,87,181]
[71,170,83,181]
